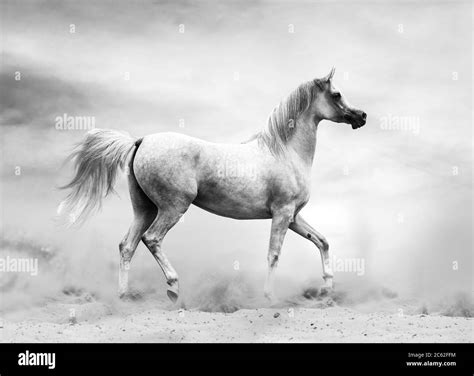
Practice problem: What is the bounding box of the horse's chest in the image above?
[271,166,311,209]
[293,182,311,208]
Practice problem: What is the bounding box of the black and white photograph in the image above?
[0,0,472,372]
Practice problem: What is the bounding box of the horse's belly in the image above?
[193,180,271,220]
[192,199,271,219]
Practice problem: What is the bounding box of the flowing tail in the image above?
[58,128,141,226]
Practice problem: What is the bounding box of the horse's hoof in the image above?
[167,289,178,303]
[167,281,179,303]
[319,286,332,296]
[118,291,127,300]
[120,289,144,301]
[320,281,334,296]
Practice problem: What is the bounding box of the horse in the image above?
[58,68,366,303]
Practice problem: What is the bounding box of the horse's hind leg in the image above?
[118,214,154,297]
[118,171,157,298]
[141,204,189,303]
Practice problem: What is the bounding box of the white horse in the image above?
[59,68,366,303]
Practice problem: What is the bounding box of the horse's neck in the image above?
[288,117,319,166]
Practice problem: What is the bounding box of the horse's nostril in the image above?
[361,112,367,120]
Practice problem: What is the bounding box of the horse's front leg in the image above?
[264,207,294,302]
[289,214,334,292]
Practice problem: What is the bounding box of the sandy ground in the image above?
[0,234,472,343]
[1,294,471,343]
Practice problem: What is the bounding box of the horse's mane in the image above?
[243,78,324,156]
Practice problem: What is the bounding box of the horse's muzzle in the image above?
[347,110,367,129]
[351,119,366,129]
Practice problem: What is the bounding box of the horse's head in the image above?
[312,67,367,129]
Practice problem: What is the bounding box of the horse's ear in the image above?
[324,67,336,82]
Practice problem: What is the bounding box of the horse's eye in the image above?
[332,92,341,100]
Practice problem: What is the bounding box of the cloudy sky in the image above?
[0,1,471,302]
